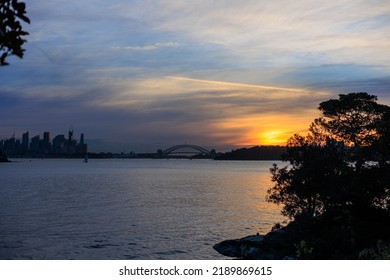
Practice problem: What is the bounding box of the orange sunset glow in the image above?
[208,112,316,147]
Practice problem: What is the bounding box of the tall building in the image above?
[4,135,16,155]
[53,134,66,153]
[67,129,76,154]
[30,135,41,153]
[68,129,73,143]
[80,133,84,146]
[43,131,51,153]
[77,133,87,154]
[22,131,29,152]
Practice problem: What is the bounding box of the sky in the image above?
[1,0,390,152]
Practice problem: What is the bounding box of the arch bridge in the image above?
[160,144,214,158]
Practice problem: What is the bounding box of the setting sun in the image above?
[257,130,287,145]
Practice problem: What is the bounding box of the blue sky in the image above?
[1,0,390,152]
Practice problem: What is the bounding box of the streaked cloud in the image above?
[167,77,303,93]
[112,42,179,51]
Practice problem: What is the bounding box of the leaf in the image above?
[0,51,9,65]
[12,1,26,14]
[18,13,29,24]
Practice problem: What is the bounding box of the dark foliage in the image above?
[0,0,29,65]
[267,136,351,219]
[316,92,388,147]
[214,145,286,160]
[266,92,390,259]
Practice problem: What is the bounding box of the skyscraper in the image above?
[43,131,51,153]
[67,129,75,154]
[53,134,66,153]
[78,133,87,154]
[68,129,73,144]
[80,133,84,145]
[22,131,29,151]
[30,135,40,153]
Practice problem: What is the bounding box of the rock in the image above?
[213,239,242,258]
[240,235,267,259]
[241,235,265,243]
[263,229,294,251]
[213,230,296,259]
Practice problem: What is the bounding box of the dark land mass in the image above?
[96,146,286,160]
[3,146,286,160]
[214,145,286,160]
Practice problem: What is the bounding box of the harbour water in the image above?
[0,159,283,259]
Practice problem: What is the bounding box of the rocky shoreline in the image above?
[213,229,297,260]
[213,226,390,260]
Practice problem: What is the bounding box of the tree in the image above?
[267,134,350,219]
[267,92,390,218]
[0,0,29,65]
[266,92,390,258]
[316,92,388,147]
[374,108,390,164]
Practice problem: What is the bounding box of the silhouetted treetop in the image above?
[0,0,30,65]
[316,92,389,146]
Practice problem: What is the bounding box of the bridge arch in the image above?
[161,144,211,156]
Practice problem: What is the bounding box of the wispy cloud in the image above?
[112,42,179,51]
[167,76,303,92]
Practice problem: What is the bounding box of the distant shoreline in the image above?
[6,156,282,161]
[3,145,286,161]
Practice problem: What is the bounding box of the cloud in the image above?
[167,76,302,92]
[112,42,179,51]
[76,75,328,148]
[142,0,390,63]
[1,71,326,151]
[2,0,390,151]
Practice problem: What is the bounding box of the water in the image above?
[0,159,283,259]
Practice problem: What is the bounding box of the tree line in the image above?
[214,146,286,160]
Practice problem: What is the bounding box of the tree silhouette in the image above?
[266,92,390,259]
[267,135,350,219]
[316,92,387,147]
[0,0,29,65]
